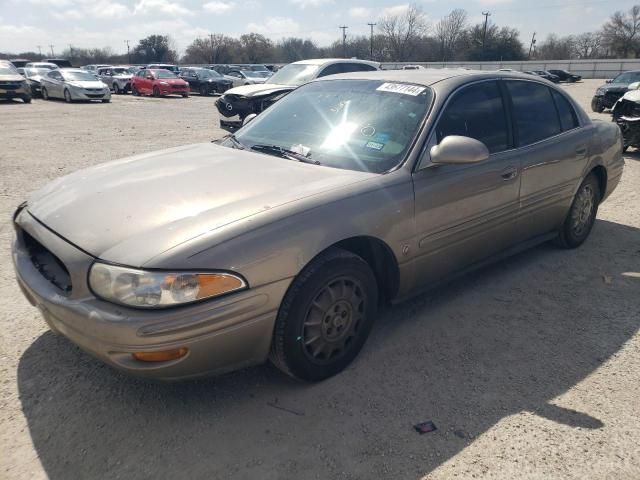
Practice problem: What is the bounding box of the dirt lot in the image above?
[0,79,638,480]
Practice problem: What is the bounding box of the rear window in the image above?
[551,90,579,131]
[506,81,561,146]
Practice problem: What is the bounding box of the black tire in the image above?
[113,83,121,94]
[41,87,49,100]
[102,99,110,103]
[64,89,72,103]
[132,85,139,96]
[153,86,161,98]
[23,97,32,104]
[182,93,189,98]
[200,85,209,96]
[591,99,604,113]
[270,249,378,381]
[555,173,601,249]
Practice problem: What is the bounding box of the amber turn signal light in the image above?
[132,348,188,362]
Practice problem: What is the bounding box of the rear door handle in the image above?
[575,146,588,156]
[501,167,518,180]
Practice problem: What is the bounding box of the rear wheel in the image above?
[199,85,209,96]
[41,87,49,100]
[182,93,189,98]
[113,83,121,94]
[132,85,139,96]
[153,86,161,97]
[23,97,32,104]
[555,173,600,249]
[269,249,378,381]
[64,89,72,103]
[102,98,110,103]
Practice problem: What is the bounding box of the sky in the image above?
[0,0,637,55]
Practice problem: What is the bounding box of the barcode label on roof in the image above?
[376,83,426,96]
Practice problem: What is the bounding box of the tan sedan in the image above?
[11,70,624,381]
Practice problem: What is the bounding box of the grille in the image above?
[85,88,103,92]
[86,93,105,98]
[0,82,21,90]
[22,230,72,293]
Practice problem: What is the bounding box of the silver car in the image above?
[12,70,624,381]
[97,66,133,94]
[40,68,111,103]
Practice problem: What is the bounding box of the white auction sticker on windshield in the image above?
[376,83,426,96]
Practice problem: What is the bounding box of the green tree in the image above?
[132,35,177,63]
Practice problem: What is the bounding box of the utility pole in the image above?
[367,22,376,60]
[528,32,536,60]
[209,33,215,64]
[125,39,131,64]
[481,11,491,60]
[68,44,73,60]
[49,44,55,57]
[339,25,348,58]
[37,45,42,57]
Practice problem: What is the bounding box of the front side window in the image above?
[506,81,561,146]
[435,81,509,154]
[232,79,433,173]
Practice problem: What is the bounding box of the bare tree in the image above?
[602,5,640,57]
[573,32,602,58]
[535,33,575,60]
[434,9,468,61]
[378,3,429,61]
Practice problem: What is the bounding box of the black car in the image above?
[547,69,581,82]
[179,67,233,96]
[591,70,640,113]
[528,70,560,83]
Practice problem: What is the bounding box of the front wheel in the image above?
[182,93,189,98]
[270,249,378,381]
[113,83,121,94]
[23,97,32,104]
[591,98,604,113]
[199,85,209,96]
[153,86,161,98]
[64,89,72,103]
[555,173,600,249]
[41,87,49,100]
[132,85,139,96]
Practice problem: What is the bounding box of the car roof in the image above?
[311,68,546,86]
[59,68,90,73]
[291,58,379,67]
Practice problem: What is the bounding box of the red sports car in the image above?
[131,69,189,98]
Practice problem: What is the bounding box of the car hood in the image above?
[67,80,106,89]
[599,83,630,93]
[0,74,25,81]
[224,83,295,97]
[27,143,374,266]
[158,78,186,84]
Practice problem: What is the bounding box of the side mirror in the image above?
[430,136,490,165]
[243,113,258,126]
[606,79,613,83]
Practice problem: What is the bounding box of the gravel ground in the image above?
[0,80,638,480]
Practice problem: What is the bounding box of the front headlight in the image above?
[595,88,605,96]
[88,263,247,308]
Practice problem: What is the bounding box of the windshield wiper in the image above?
[250,144,320,165]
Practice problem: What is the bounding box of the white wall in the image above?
[381,59,640,79]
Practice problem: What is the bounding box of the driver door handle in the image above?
[500,167,518,181]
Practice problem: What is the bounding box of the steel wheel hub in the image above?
[302,278,365,363]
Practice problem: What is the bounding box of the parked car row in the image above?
[591,70,640,113]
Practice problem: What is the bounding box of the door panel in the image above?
[410,80,521,291]
[412,151,521,288]
[505,80,592,238]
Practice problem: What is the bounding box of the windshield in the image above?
[0,66,17,75]
[154,70,177,78]
[111,68,129,75]
[151,65,177,72]
[62,71,99,81]
[613,72,640,84]
[24,68,49,77]
[196,69,218,78]
[268,63,321,86]
[232,79,432,173]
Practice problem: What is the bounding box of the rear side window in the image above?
[551,90,579,131]
[317,63,343,77]
[344,63,377,72]
[435,81,509,154]
[506,81,561,146]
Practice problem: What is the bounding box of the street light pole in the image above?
[339,25,348,57]
[482,11,491,60]
[367,22,376,60]
[125,40,131,64]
